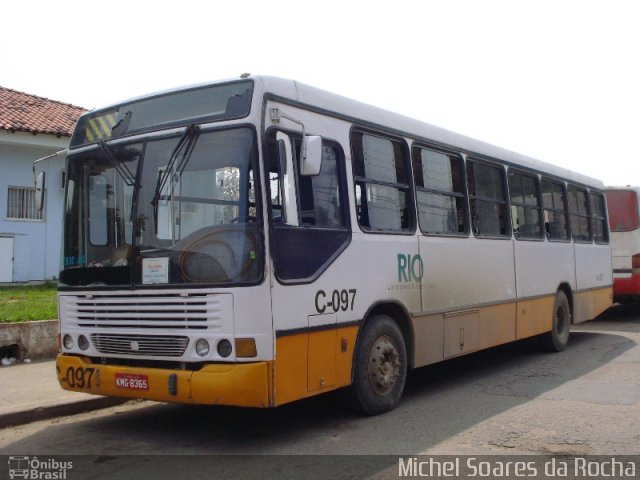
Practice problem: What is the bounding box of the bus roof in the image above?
[86,75,605,189]
[606,186,640,194]
[254,76,605,189]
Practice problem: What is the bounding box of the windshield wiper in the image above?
[98,140,136,186]
[151,124,200,231]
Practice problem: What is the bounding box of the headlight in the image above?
[63,334,74,350]
[217,339,232,358]
[78,335,89,351]
[195,338,210,357]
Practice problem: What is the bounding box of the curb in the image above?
[0,397,129,429]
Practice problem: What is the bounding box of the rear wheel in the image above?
[539,290,571,352]
[350,314,407,415]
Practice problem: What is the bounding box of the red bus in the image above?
[606,187,640,303]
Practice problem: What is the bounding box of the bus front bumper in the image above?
[56,354,271,407]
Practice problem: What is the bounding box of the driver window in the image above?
[266,128,349,282]
[267,130,345,229]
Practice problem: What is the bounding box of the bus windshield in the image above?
[70,80,253,147]
[61,127,262,287]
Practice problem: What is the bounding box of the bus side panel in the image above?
[273,333,308,406]
[611,231,636,276]
[573,243,613,323]
[514,241,574,339]
[412,313,445,367]
[419,236,516,312]
[414,302,518,365]
[415,236,516,366]
[516,296,554,339]
[273,325,359,406]
[574,287,613,324]
[270,233,418,405]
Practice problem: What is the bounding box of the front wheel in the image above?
[350,314,407,415]
[539,290,572,352]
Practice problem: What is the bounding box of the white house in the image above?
[0,87,86,282]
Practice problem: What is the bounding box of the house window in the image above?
[6,187,44,220]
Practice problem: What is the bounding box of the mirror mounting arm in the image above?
[270,107,306,138]
[32,148,68,212]
[270,107,322,176]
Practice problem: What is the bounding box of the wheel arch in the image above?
[354,300,415,375]
[557,282,575,323]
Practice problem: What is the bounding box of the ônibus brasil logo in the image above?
[8,456,73,479]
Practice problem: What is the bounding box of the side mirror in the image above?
[35,171,46,211]
[300,135,322,176]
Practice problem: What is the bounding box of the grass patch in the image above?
[0,283,58,323]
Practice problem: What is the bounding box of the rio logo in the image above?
[397,253,423,283]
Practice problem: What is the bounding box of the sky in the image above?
[4,0,639,186]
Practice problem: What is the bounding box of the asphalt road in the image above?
[1,304,638,479]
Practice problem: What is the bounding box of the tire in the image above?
[539,290,572,352]
[350,314,407,415]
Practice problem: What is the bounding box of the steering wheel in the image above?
[175,226,256,283]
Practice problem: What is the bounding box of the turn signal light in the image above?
[235,338,257,358]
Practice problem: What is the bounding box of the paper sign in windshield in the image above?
[142,257,169,284]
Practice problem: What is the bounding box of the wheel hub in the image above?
[368,335,401,396]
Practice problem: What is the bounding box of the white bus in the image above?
[49,76,612,414]
[606,187,640,303]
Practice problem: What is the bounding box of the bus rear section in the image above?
[606,187,640,303]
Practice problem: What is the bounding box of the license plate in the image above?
[115,373,149,391]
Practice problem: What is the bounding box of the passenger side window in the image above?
[590,192,609,244]
[541,179,569,240]
[352,131,413,232]
[466,160,509,237]
[568,186,591,242]
[412,146,466,235]
[508,171,542,239]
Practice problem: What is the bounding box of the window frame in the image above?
[264,126,352,284]
[589,191,610,245]
[567,184,592,243]
[466,158,511,239]
[411,143,468,237]
[541,177,570,242]
[6,186,45,222]
[350,128,415,235]
[507,169,544,241]
[265,127,350,231]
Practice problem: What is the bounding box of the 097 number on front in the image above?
[64,366,96,389]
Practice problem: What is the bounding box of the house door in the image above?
[0,237,14,282]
